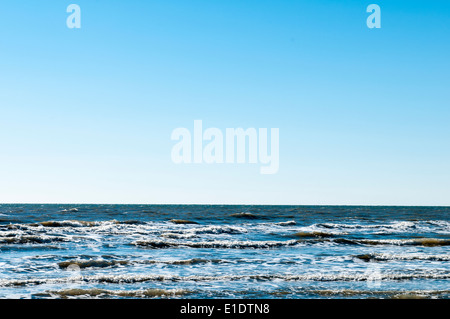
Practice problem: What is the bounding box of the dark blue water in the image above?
[0,205,449,299]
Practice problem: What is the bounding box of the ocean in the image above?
[0,204,449,299]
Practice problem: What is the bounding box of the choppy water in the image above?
[0,205,449,299]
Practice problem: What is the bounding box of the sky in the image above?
[0,0,449,205]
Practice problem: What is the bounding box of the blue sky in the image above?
[0,1,449,205]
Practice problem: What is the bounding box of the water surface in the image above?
[0,205,449,299]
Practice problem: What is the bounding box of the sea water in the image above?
[0,205,449,299]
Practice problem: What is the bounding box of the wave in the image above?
[188,225,247,234]
[120,220,146,225]
[31,220,146,228]
[275,289,450,299]
[3,271,450,287]
[291,231,335,238]
[229,212,261,219]
[38,287,450,299]
[6,219,449,238]
[354,253,450,262]
[58,260,129,269]
[133,239,299,249]
[5,235,447,248]
[316,221,417,230]
[46,288,189,298]
[159,225,247,236]
[9,220,248,236]
[0,245,64,251]
[161,233,199,239]
[2,227,448,248]
[61,208,79,212]
[37,220,103,227]
[57,258,223,269]
[343,238,450,247]
[153,258,223,265]
[169,219,198,225]
[275,221,297,226]
[312,220,450,234]
[293,237,450,247]
[0,235,67,244]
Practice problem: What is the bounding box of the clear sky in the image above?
[0,1,449,205]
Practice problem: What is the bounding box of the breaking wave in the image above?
[46,288,189,298]
[2,271,450,287]
[354,253,450,262]
[133,239,299,249]
[57,258,225,269]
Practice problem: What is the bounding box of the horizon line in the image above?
[0,202,449,207]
